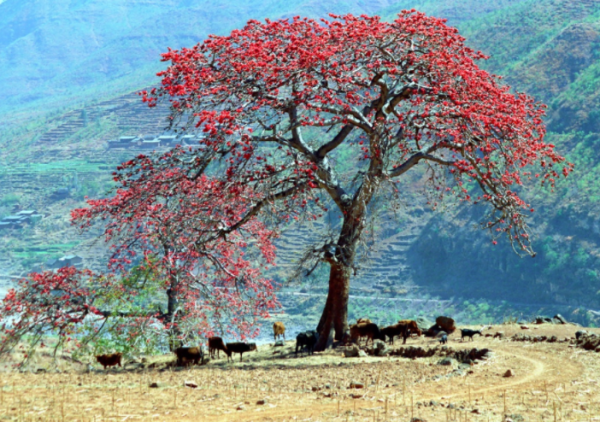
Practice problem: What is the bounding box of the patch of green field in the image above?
[11,242,81,259]
[0,160,107,175]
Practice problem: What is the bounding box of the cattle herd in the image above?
[91,317,501,369]
[350,318,423,346]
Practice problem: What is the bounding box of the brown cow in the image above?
[381,320,422,345]
[208,336,230,359]
[273,321,286,341]
[356,318,372,324]
[95,353,122,369]
[400,319,422,341]
[174,347,203,366]
[350,322,383,346]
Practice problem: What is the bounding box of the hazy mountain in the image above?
[0,0,402,118]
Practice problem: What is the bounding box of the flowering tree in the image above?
[0,172,279,360]
[0,267,103,362]
[139,11,571,350]
[71,169,279,349]
[0,267,170,361]
[0,11,572,357]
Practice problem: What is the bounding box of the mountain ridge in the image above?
[0,0,404,118]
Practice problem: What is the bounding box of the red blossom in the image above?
[1,12,572,355]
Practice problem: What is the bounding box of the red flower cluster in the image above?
[141,11,571,252]
[1,11,573,356]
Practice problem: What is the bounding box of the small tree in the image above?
[72,171,279,350]
[0,173,279,361]
[140,11,571,349]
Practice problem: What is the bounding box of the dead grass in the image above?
[0,324,598,421]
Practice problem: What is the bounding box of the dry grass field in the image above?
[0,324,598,421]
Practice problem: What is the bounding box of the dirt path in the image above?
[210,332,600,421]
[206,340,588,422]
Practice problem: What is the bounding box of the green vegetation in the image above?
[10,241,80,262]
[0,160,104,175]
[0,193,19,206]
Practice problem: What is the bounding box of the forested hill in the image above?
[1,0,600,323]
[393,0,600,317]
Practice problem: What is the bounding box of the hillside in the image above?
[1,0,600,326]
[406,0,600,316]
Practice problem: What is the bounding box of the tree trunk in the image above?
[315,220,360,351]
[316,262,351,348]
[166,283,181,351]
[314,149,381,351]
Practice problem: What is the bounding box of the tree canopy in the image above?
[141,11,571,347]
[0,11,571,358]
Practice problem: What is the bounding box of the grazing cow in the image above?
[273,321,286,341]
[439,334,448,344]
[381,320,422,345]
[400,319,423,340]
[174,347,203,366]
[96,353,122,369]
[350,322,383,346]
[208,336,230,359]
[295,330,319,355]
[460,329,482,341]
[226,342,257,362]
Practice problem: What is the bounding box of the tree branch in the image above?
[316,124,354,158]
[388,149,454,178]
[208,181,310,241]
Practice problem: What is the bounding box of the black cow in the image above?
[226,342,257,362]
[295,330,319,355]
[460,329,482,341]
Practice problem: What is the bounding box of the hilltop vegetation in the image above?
[406,0,600,313]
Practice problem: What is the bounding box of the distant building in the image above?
[104,134,206,150]
[141,134,159,142]
[1,215,28,228]
[59,255,83,266]
[119,135,139,144]
[158,135,177,146]
[2,216,26,223]
[16,210,36,217]
[107,136,141,149]
[141,138,161,149]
